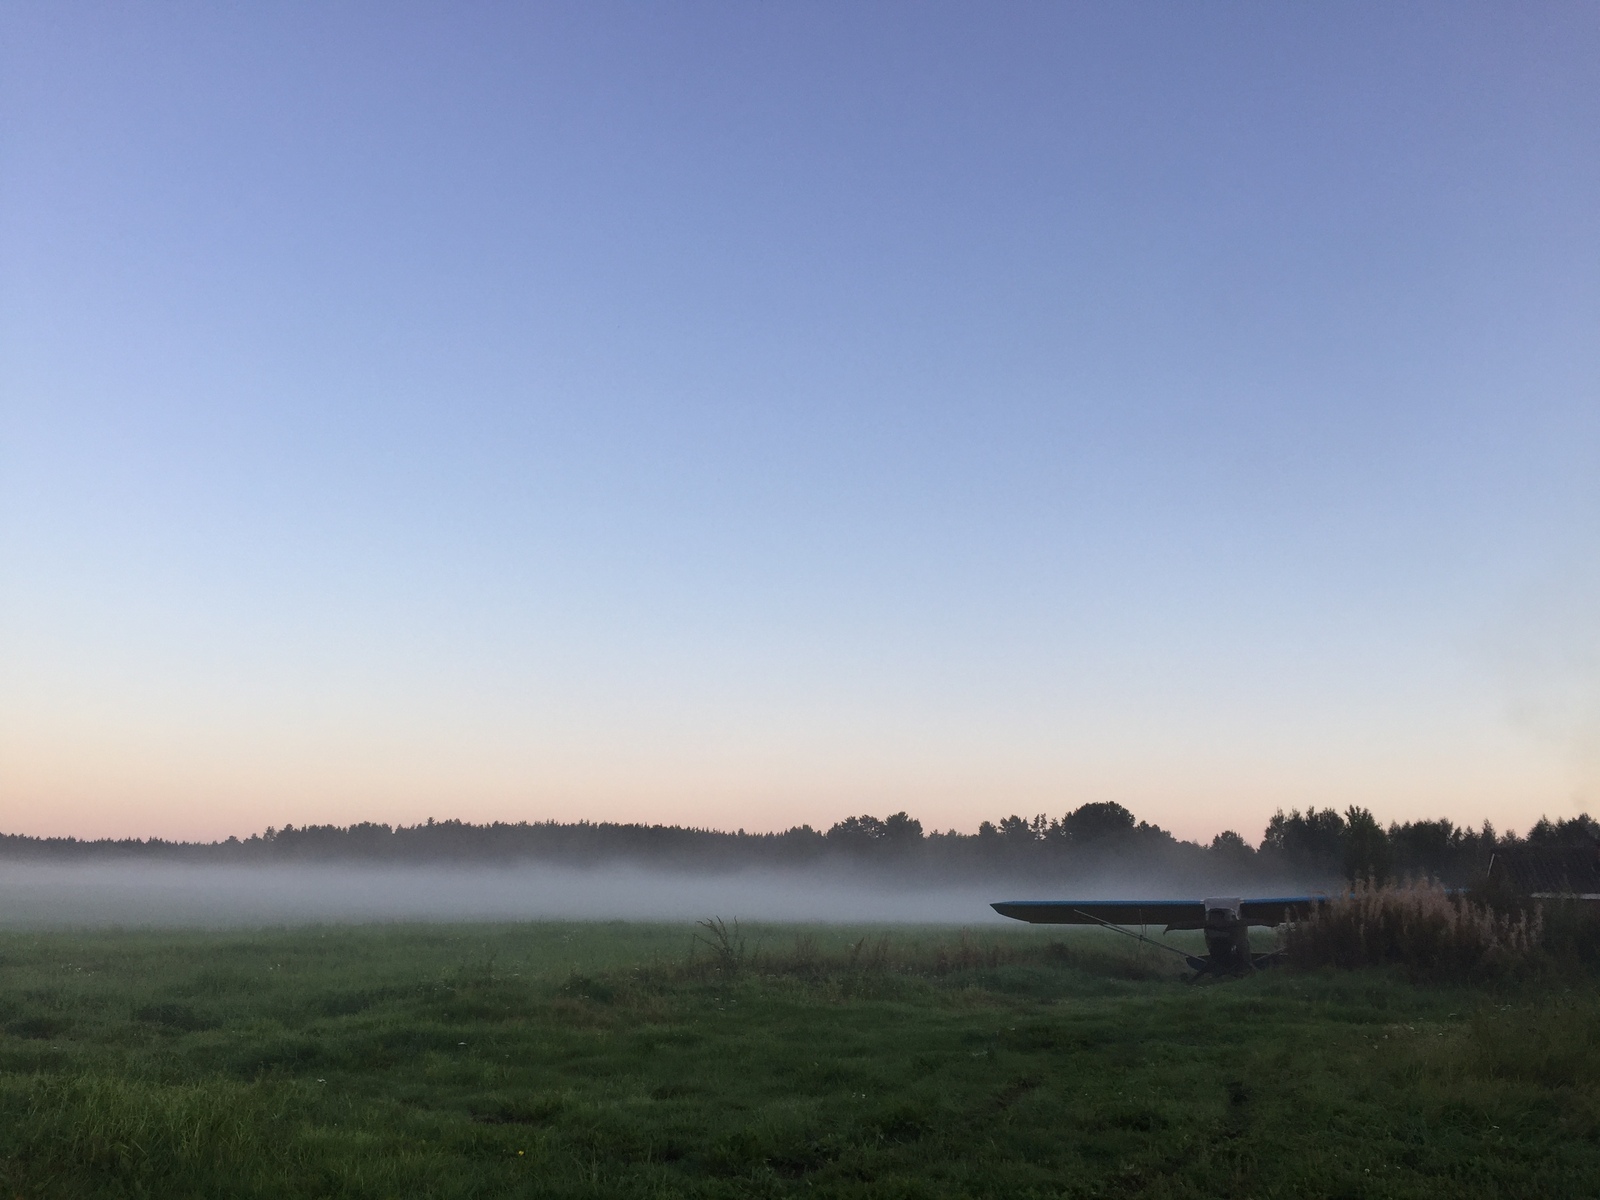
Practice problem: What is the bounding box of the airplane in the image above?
[991,895,1321,978]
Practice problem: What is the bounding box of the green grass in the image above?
[0,920,1596,1198]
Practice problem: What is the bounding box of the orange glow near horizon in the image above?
[3,699,1587,846]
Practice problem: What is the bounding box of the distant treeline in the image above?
[1,804,1595,887]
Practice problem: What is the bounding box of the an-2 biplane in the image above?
[991,896,1319,978]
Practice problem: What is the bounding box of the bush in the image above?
[1285,881,1541,979]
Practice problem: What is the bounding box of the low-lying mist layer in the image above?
[5,804,1595,893]
[5,801,1593,930]
[0,859,1333,931]
[0,862,1099,929]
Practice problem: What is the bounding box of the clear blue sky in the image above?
[3,2,1597,841]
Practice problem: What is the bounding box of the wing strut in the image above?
[1069,908,1206,971]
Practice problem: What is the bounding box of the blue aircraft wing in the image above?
[991,897,1318,930]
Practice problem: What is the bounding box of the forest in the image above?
[1,803,1594,888]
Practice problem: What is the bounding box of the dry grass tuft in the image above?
[1286,880,1541,978]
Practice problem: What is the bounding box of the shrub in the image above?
[1285,880,1541,979]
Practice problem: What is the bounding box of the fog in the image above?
[0,861,1290,929]
[0,862,1026,929]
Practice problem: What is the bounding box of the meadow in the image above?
[0,920,1596,1198]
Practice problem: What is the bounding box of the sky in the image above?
[2,2,1598,844]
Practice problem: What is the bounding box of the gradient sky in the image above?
[3,3,1598,844]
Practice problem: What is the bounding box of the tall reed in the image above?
[1285,880,1541,978]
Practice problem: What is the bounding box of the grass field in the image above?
[0,920,1596,1198]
